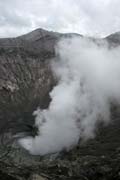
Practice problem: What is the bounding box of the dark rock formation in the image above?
[105,31,120,46]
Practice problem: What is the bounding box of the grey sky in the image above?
[0,0,120,37]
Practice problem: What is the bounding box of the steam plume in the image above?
[19,36,120,155]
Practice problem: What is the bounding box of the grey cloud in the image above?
[0,0,120,37]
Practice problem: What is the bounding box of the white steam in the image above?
[19,36,120,155]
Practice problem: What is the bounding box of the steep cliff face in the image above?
[0,29,58,129]
[0,29,120,180]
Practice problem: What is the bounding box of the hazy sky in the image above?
[0,0,120,37]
